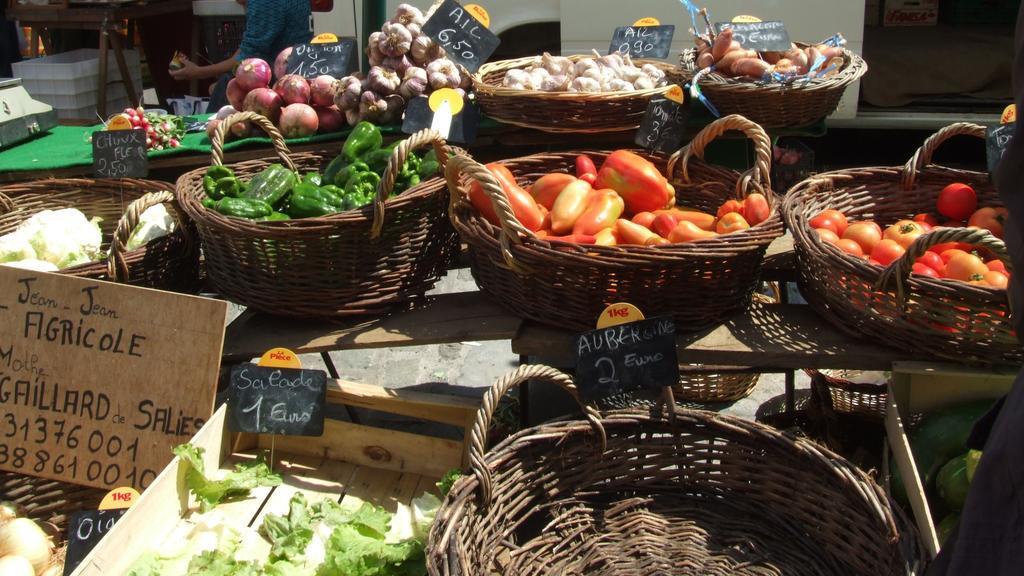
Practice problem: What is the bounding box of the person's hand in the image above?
[169,55,205,81]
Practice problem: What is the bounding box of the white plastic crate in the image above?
[12,48,141,95]
[33,81,133,111]
[55,96,131,121]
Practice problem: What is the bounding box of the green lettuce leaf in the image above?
[173,444,282,513]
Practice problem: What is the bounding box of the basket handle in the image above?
[0,191,12,214]
[370,129,449,239]
[210,111,297,172]
[876,227,1013,312]
[666,114,773,200]
[469,364,606,506]
[444,153,533,274]
[901,122,987,191]
[106,191,191,282]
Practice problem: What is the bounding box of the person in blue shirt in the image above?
[170,0,312,109]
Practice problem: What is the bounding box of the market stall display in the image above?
[676,30,867,128]
[784,123,1018,366]
[0,179,199,291]
[177,111,458,317]
[472,54,676,133]
[427,364,923,575]
[446,114,782,332]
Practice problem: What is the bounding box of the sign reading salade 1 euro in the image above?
[0,266,227,490]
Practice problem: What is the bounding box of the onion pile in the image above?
[0,506,57,575]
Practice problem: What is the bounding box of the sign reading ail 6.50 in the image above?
[0,267,227,490]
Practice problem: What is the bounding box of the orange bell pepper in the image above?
[653,208,716,231]
[651,213,679,238]
[717,199,744,219]
[529,173,577,210]
[573,190,624,235]
[615,218,660,246]
[593,150,675,214]
[550,179,593,234]
[631,211,657,229]
[716,212,751,234]
[469,163,546,232]
[668,221,718,243]
[576,154,598,185]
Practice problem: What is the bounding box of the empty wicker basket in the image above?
[427,364,924,575]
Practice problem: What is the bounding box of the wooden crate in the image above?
[70,378,480,575]
[884,361,1016,560]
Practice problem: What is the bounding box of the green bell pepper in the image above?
[418,149,441,179]
[214,176,244,199]
[287,187,343,218]
[394,173,421,195]
[205,197,273,219]
[332,160,370,188]
[256,211,291,222]
[362,142,399,174]
[322,155,349,184]
[342,121,382,161]
[302,172,323,186]
[203,166,235,199]
[344,170,380,198]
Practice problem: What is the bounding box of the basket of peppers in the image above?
[445,115,783,332]
[176,111,459,317]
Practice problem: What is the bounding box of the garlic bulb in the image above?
[541,52,573,76]
[606,79,634,92]
[570,77,601,92]
[503,69,530,89]
[642,64,667,83]
[632,75,655,90]
[540,75,570,91]
[574,58,599,78]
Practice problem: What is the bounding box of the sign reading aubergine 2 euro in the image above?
[574,316,679,403]
[0,266,227,490]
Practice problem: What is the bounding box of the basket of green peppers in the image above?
[176,111,460,317]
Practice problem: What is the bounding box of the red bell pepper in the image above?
[576,154,598,185]
[529,173,577,210]
[593,150,675,214]
[469,163,546,232]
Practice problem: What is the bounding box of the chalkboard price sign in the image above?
[574,316,680,403]
[987,122,1015,175]
[635,96,689,153]
[609,24,675,59]
[286,39,357,79]
[229,363,327,436]
[63,509,127,575]
[715,21,791,52]
[421,0,501,73]
[92,129,147,178]
[401,94,480,144]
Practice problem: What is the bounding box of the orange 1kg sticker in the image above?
[633,17,660,26]
[259,347,302,369]
[465,4,490,28]
[596,302,646,329]
[98,486,141,510]
[1002,104,1016,125]
[665,85,684,104]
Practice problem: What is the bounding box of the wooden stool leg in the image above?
[109,29,139,107]
[29,28,39,57]
[98,27,109,118]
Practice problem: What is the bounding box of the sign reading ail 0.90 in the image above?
[229,364,326,436]
[0,267,227,491]
[421,0,501,73]
[574,317,679,403]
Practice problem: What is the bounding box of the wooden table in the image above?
[7,0,194,117]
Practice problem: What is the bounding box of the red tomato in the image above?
[912,263,941,278]
[868,258,883,266]
[940,249,972,264]
[717,200,744,219]
[937,183,978,221]
[930,242,973,255]
[810,217,840,235]
[984,270,1009,289]
[743,193,771,226]
[834,238,864,257]
[967,207,1008,239]
[987,260,1008,274]
[913,213,940,228]
[717,212,751,234]
[843,221,883,254]
[883,220,926,249]
[945,252,989,282]
[871,239,906,267]
[811,209,849,236]
[916,252,946,275]
[815,228,840,244]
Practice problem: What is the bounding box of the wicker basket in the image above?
[446,114,784,332]
[674,43,868,128]
[0,179,200,291]
[427,364,924,576]
[806,369,889,419]
[783,122,1018,366]
[472,55,677,133]
[176,111,460,317]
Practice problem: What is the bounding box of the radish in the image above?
[216,105,237,121]
[235,58,272,91]
[309,75,337,107]
[243,87,283,123]
[226,78,247,110]
[278,103,319,138]
[315,106,344,134]
[273,47,294,81]
[274,74,311,105]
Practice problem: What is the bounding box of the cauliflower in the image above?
[126,203,176,251]
[10,208,103,269]
[0,232,36,263]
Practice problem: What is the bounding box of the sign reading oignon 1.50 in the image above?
[0,267,227,490]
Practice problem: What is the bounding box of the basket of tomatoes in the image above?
[784,122,1017,366]
[444,114,784,334]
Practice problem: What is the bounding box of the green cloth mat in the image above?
[0,115,403,173]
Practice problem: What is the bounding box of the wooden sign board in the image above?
[421,0,501,73]
[92,130,147,178]
[610,24,675,59]
[574,316,680,403]
[228,363,327,436]
[0,267,227,491]
[63,509,126,576]
[401,94,480,145]
[635,95,689,153]
[715,21,791,52]
[987,122,1015,175]
[286,38,357,79]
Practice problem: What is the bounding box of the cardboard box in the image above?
[884,0,939,25]
[885,361,1016,559]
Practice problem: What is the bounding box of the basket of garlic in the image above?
[472,51,677,133]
